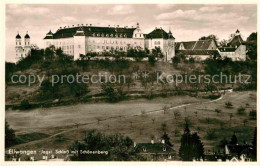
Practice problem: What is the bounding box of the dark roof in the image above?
[176,40,215,50]
[228,35,244,48]
[46,30,53,35]
[135,143,175,154]
[182,41,196,49]
[146,28,175,39]
[218,47,236,52]
[24,33,30,39]
[45,26,137,39]
[175,42,181,49]
[176,50,220,56]
[227,144,253,157]
[16,33,21,39]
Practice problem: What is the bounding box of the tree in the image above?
[199,34,218,41]
[69,130,145,161]
[5,121,17,147]
[179,122,204,161]
[230,133,238,145]
[218,138,229,148]
[246,32,257,60]
[191,133,204,160]
[218,39,229,47]
[252,127,257,160]
[161,132,173,147]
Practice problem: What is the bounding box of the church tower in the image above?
[15,32,24,61]
[24,31,31,55]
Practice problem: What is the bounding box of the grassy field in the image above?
[6,90,256,154]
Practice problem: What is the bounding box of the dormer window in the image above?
[106,34,109,37]
[93,33,95,37]
[143,148,146,152]
[120,34,122,38]
[124,34,127,38]
[101,33,104,37]
[110,34,113,37]
[97,33,100,37]
[163,147,166,151]
[115,34,118,37]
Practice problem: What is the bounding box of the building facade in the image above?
[217,29,247,61]
[15,32,32,62]
[43,23,175,61]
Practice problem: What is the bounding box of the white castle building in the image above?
[15,32,32,62]
[43,23,175,61]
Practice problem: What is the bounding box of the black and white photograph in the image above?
[2,1,258,164]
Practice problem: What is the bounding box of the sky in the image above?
[5,4,257,62]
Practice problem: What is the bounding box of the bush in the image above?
[215,109,222,114]
[225,102,233,109]
[237,107,246,115]
[249,110,257,120]
[206,129,216,140]
[20,99,31,110]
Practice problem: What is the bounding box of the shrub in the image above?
[249,110,257,120]
[237,107,246,115]
[206,129,216,140]
[20,99,31,110]
[215,109,222,114]
[225,102,233,109]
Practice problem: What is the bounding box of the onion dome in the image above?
[16,33,21,39]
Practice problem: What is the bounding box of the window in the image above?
[19,42,21,45]
[106,34,109,37]
[97,33,100,37]
[16,42,17,45]
[135,34,137,37]
[110,34,113,37]
[97,46,100,49]
[124,34,127,38]
[102,46,105,49]
[106,46,109,49]
[143,148,146,152]
[93,33,95,37]
[163,147,166,151]
[101,33,104,37]
[78,45,81,48]
[140,34,141,37]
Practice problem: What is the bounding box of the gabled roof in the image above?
[135,143,175,154]
[176,50,220,56]
[228,35,244,48]
[176,39,215,50]
[146,28,175,39]
[24,33,30,39]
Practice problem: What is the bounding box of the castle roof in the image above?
[44,26,137,39]
[227,35,244,48]
[146,28,175,39]
[16,33,21,39]
[176,39,216,50]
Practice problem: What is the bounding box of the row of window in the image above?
[93,33,128,38]
[89,40,143,45]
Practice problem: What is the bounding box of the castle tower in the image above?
[15,32,24,61]
[73,27,86,60]
[24,31,31,55]
[166,29,175,62]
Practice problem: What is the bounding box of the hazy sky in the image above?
[6,4,257,62]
